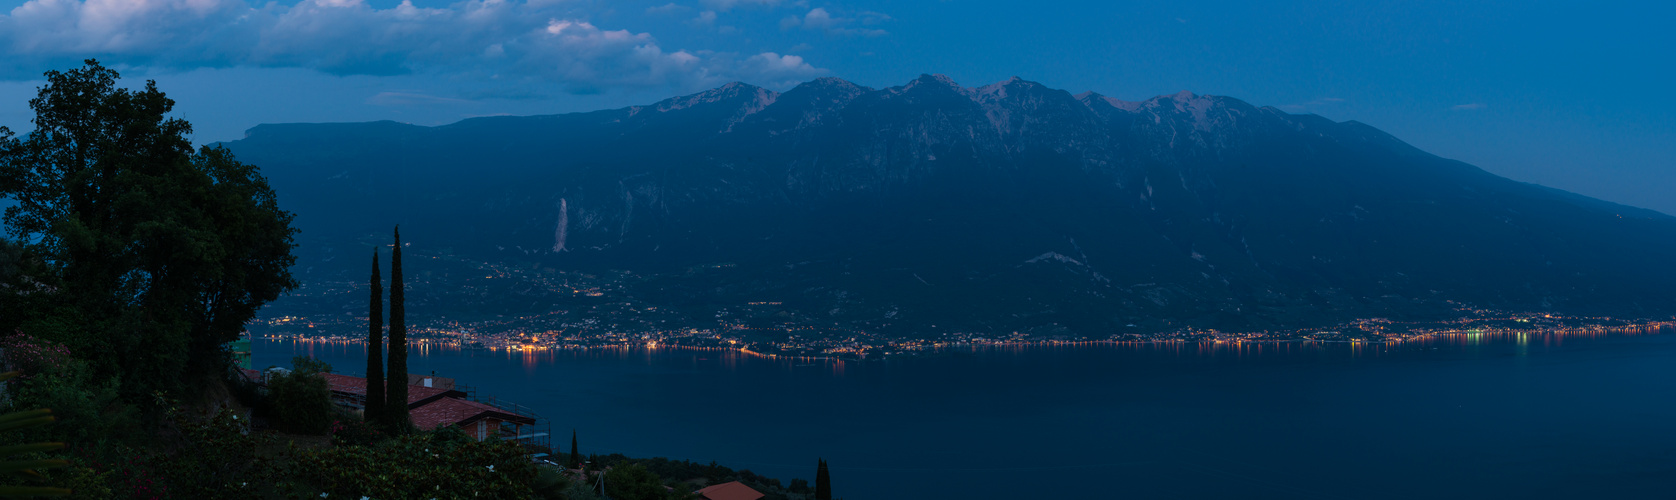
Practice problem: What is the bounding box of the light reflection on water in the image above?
[251,325,1676,500]
[914,323,1676,361]
[258,339,840,374]
[262,323,1676,373]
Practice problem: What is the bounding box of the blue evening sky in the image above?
[0,0,1671,213]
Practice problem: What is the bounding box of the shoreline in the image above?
[254,316,1676,362]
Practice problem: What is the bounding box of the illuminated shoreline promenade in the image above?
[253,310,1676,361]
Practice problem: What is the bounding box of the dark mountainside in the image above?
[223,75,1676,336]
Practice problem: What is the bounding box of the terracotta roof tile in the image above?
[300,373,536,432]
[695,481,765,500]
[318,373,462,407]
[321,373,370,395]
[409,397,536,430]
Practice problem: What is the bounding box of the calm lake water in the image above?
[253,329,1676,499]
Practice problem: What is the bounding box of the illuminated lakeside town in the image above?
[246,244,1676,359]
[252,306,1676,360]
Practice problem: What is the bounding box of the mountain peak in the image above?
[805,76,863,88]
[904,73,964,91]
[1074,91,1143,112]
[794,77,870,94]
[754,76,872,132]
[972,76,1053,102]
[651,81,777,114]
[1140,89,1219,117]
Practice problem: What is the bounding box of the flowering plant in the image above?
[329,417,385,447]
[0,331,73,378]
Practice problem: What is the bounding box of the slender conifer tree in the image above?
[365,248,386,425]
[570,430,581,468]
[385,226,412,431]
[815,458,831,500]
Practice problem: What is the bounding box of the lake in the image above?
[253,328,1676,499]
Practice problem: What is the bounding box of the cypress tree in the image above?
[815,458,831,500]
[569,430,581,468]
[365,248,385,425]
[385,225,412,431]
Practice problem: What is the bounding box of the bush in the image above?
[152,401,280,499]
[605,463,673,500]
[81,444,167,500]
[46,454,114,500]
[328,414,384,447]
[1,333,140,447]
[289,356,332,375]
[562,477,602,500]
[0,372,74,497]
[533,465,574,500]
[266,359,333,434]
[225,367,273,426]
[0,331,75,378]
[282,427,537,499]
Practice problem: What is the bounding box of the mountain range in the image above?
[223,74,1676,336]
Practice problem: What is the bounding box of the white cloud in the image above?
[802,7,839,29]
[689,9,717,27]
[1453,103,1486,111]
[746,52,809,71]
[0,0,825,91]
[783,7,887,37]
[733,51,821,87]
[645,3,688,15]
[3,0,251,62]
[700,0,780,11]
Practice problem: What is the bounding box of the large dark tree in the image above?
[384,225,411,431]
[0,60,296,400]
[815,458,830,500]
[0,238,25,286]
[365,248,385,424]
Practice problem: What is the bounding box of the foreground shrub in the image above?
[0,371,72,497]
[0,332,73,377]
[146,396,281,499]
[327,415,384,447]
[7,357,137,446]
[605,463,682,500]
[533,465,575,500]
[265,358,332,435]
[283,427,536,499]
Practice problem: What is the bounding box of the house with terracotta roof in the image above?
[315,373,544,443]
[406,373,455,390]
[695,481,764,500]
[318,372,467,412]
[410,396,538,440]
[240,369,548,449]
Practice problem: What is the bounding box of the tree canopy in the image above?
[0,59,297,401]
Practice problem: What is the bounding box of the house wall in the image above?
[474,418,506,440]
